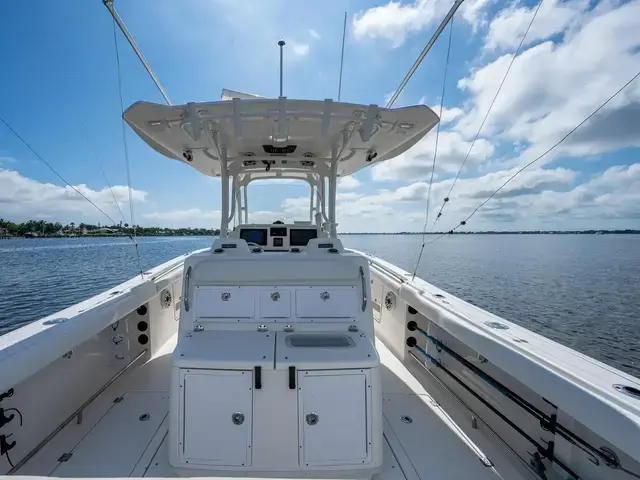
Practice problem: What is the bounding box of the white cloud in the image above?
[433,106,465,125]
[336,163,640,232]
[372,130,494,181]
[309,29,321,40]
[460,0,495,31]
[383,90,396,105]
[0,169,146,225]
[338,175,361,189]
[418,97,465,125]
[485,0,589,51]
[290,41,310,58]
[352,0,450,47]
[414,163,640,231]
[457,0,640,163]
[142,207,293,228]
[352,0,493,46]
[143,208,221,229]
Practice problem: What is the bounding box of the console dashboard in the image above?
[236,224,320,250]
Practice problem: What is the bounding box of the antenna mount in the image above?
[278,40,286,97]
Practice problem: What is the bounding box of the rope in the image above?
[112,17,143,277]
[423,67,640,247]
[411,17,454,280]
[430,0,544,231]
[0,115,120,226]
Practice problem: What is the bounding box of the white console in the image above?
[169,239,383,478]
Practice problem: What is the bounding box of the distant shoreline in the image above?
[340,230,639,235]
[0,233,215,239]
[2,230,638,239]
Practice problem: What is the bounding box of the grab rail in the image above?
[360,266,367,312]
[183,265,192,312]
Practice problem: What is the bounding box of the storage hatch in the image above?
[182,370,253,466]
[298,370,370,466]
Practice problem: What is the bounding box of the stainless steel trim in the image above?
[8,348,148,474]
[183,265,192,312]
[366,257,406,284]
[408,351,540,479]
[360,266,367,312]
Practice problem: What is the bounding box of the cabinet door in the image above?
[296,287,357,319]
[195,287,255,318]
[259,289,291,318]
[299,371,369,466]
[182,370,252,466]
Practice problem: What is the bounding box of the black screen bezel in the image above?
[289,228,318,246]
[239,228,268,246]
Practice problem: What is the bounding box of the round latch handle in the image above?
[221,292,231,301]
[320,291,330,301]
[305,412,319,426]
[271,292,280,301]
[232,412,245,425]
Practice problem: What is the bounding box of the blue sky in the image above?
[1,0,639,232]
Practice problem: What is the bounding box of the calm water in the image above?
[1,235,639,377]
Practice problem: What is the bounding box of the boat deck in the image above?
[15,338,526,479]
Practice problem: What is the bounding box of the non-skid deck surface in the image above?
[17,338,507,479]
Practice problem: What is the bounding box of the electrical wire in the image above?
[0,115,119,227]
[112,17,143,277]
[423,68,640,247]
[430,0,544,231]
[412,16,455,281]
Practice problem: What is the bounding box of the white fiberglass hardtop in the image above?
[123,97,439,178]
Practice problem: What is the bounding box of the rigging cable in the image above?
[0,115,120,227]
[386,0,465,108]
[430,0,544,231]
[337,12,347,102]
[76,113,127,227]
[411,16,455,281]
[423,67,640,247]
[112,17,143,277]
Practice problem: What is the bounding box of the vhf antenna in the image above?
[278,40,286,97]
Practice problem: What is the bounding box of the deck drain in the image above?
[139,413,151,421]
[613,384,640,399]
[400,415,413,424]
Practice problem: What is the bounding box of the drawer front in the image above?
[296,287,357,318]
[196,287,255,318]
[259,289,291,318]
